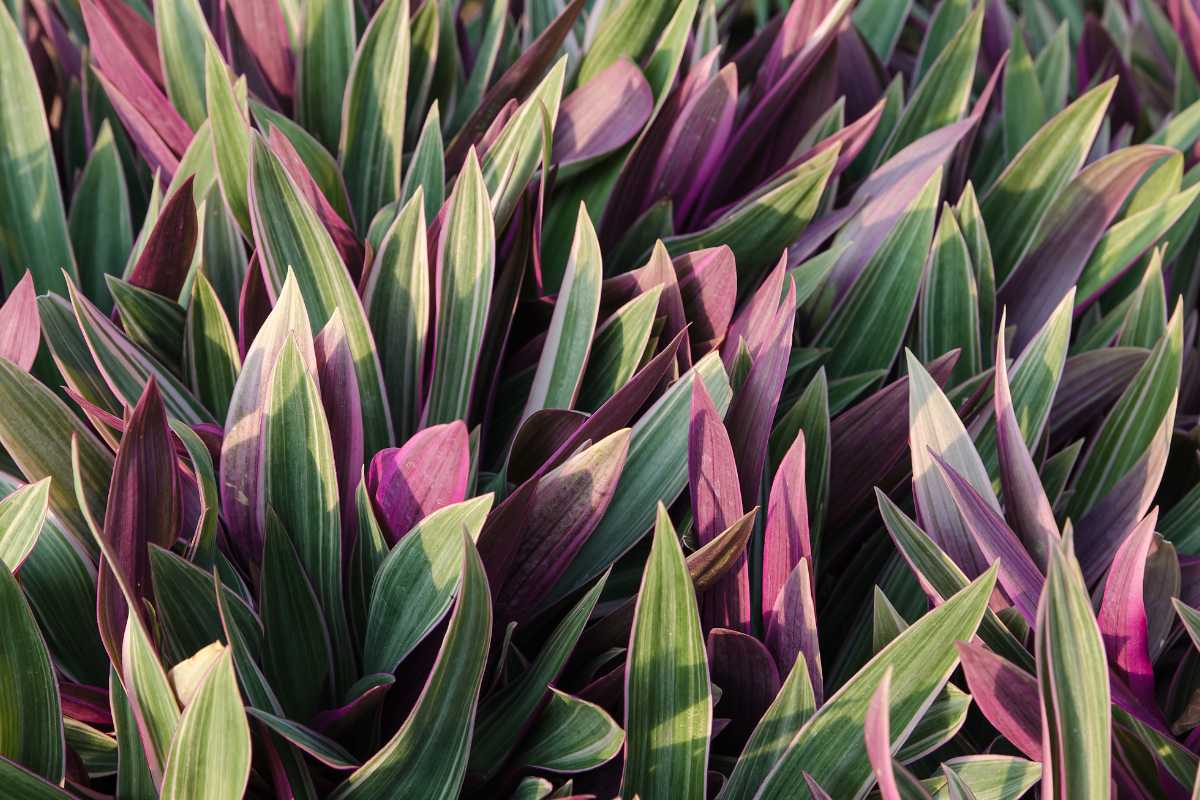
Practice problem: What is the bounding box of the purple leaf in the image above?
[707,628,781,749]
[311,674,394,738]
[97,379,180,667]
[993,324,1059,571]
[1049,348,1148,450]
[505,409,589,487]
[689,378,745,632]
[865,669,901,800]
[315,312,364,560]
[1074,420,1170,584]
[552,58,653,174]
[765,557,823,707]
[1078,17,1141,131]
[226,0,294,103]
[59,681,112,727]
[237,253,272,359]
[673,246,736,358]
[367,421,470,545]
[997,145,1170,351]
[762,430,811,624]
[81,0,192,157]
[1098,510,1159,711]
[956,640,1041,760]
[727,279,795,508]
[721,253,787,367]
[494,429,630,623]
[647,63,738,228]
[126,177,198,301]
[930,451,1044,625]
[87,0,164,85]
[90,71,182,181]
[0,272,41,371]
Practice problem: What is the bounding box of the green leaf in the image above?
[67,280,215,424]
[1077,182,1200,304]
[1035,23,1071,113]
[982,78,1116,282]
[205,44,252,238]
[107,277,186,369]
[0,560,62,782]
[0,4,75,293]
[918,205,981,385]
[297,0,355,149]
[63,718,116,779]
[1002,30,1048,159]
[853,0,912,62]
[718,653,816,800]
[184,269,241,420]
[159,646,251,800]
[122,615,181,782]
[896,683,971,762]
[756,566,997,799]
[577,0,684,87]
[516,689,624,773]
[817,169,940,379]
[642,0,701,103]
[621,504,711,800]
[882,3,982,160]
[69,121,132,309]
[155,0,218,128]
[252,101,354,224]
[1068,303,1182,518]
[0,358,112,553]
[333,534,493,800]
[246,708,359,770]
[339,0,409,227]
[546,351,731,604]
[471,575,608,777]
[403,103,445,220]
[250,135,393,451]
[480,58,567,229]
[348,477,388,643]
[110,669,155,800]
[0,478,49,572]
[914,0,971,82]
[425,149,494,426]
[1037,532,1111,798]
[664,146,837,285]
[770,369,830,555]
[577,285,662,412]
[450,0,508,133]
[362,192,428,442]
[262,338,353,694]
[522,205,603,418]
[363,495,493,675]
[1118,249,1168,348]
[0,755,73,799]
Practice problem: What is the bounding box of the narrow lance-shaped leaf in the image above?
[249,134,393,451]
[297,0,354,150]
[621,505,712,800]
[333,533,493,800]
[205,42,252,237]
[1037,531,1111,799]
[425,149,495,426]
[159,646,251,800]
[522,204,603,420]
[0,4,76,293]
[338,0,409,228]
[0,478,50,573]
[756,566,997,799]
[155,0,219,129]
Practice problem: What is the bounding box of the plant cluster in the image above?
[2,0,1200,797]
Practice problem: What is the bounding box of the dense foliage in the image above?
[3,0,1200,797]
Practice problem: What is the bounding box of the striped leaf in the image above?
[0,479,49,573]
[122,615,181,783]
[1037,532,1111,798]
[918,205,980,386]
[339,0,409,227]
[297,0,355,149]
[0,561,62,783]
[522,204,603,419]
[403,104,445,220]
[205,43,252,237]
[155,0,218,129]
[159,647,251,800]
[545,350,731,604]
[333,534,492,800]
[515,689,624,773]
[621,504,711,800]
[577,285,662,412]
[262,337,353,694]
[755,567,997,799]
[362,192,427,441]
[250,135,393,451]
[363,495,492,674]
[69,122,133,308]
[0,4,75,293]
[184,269,241,420]
[425,149,494,426]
